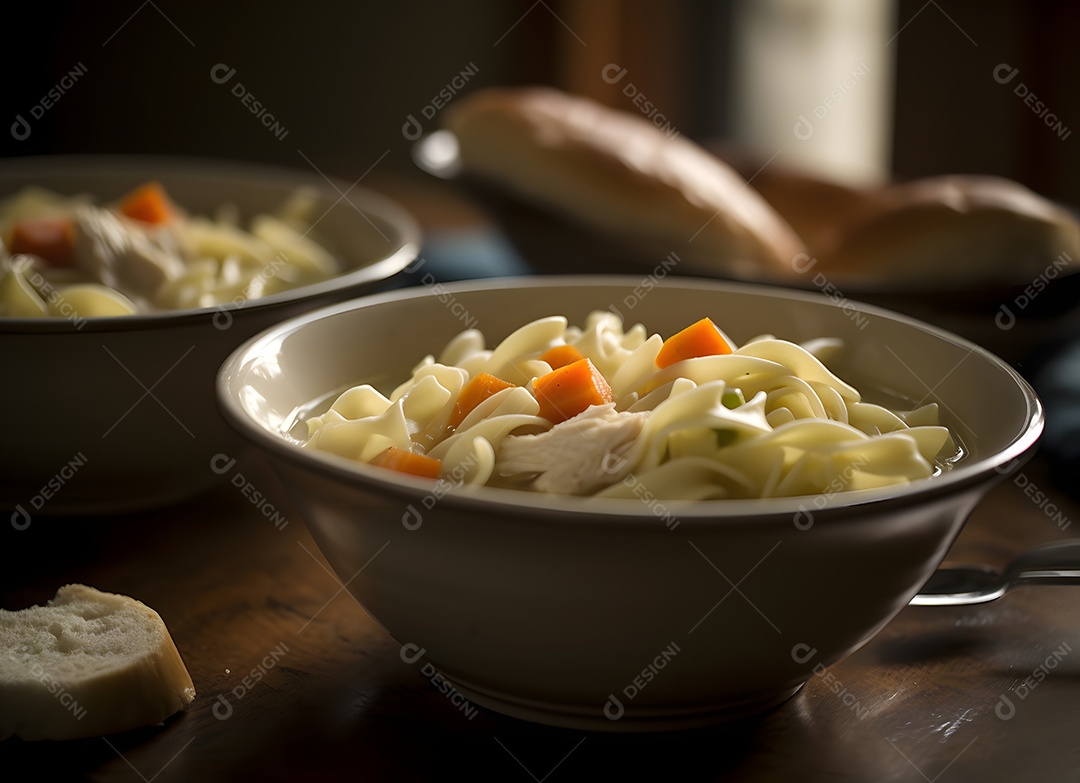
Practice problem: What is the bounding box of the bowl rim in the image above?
[0,153,422,333]
[216,274,1045,526]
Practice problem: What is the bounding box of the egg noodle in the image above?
[0,184,338,318]
[303,311,959,501]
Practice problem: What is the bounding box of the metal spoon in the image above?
[910,539,1080,606]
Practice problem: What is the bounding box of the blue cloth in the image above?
[397,227,533,287]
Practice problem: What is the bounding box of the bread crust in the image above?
[720,156,1079,288]
[825,175,1080,286]
[444,87,809,281]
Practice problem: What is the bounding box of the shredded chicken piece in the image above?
[497,403,645,495]
[72,205,186,302]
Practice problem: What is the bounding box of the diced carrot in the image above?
[448,372,516,429]
[370,446,442,479]
[538,344,585,370]
[655,317,732,368]
[117,181,176,224]
[7,217,76,267]
[531,358,614,424]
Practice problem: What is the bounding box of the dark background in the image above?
[2,0,1076,204]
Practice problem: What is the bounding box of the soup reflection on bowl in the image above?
[217,276,1042,731]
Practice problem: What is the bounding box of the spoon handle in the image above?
[1007,539,1080,585]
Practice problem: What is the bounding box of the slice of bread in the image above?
[0,584,195,741]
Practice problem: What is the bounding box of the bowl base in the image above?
[440,671,805,732]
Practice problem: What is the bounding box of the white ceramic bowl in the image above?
[217,276,1042,731]
[1,155,420,517]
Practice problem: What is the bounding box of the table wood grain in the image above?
[3,440,1080,782]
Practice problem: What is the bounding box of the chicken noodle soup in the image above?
[0,182,339,318]
[302,311,960,500]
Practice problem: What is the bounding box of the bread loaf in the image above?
[444,86,1079,290]
[0,584,195,741]
[823,175,1080,286]
[723,157,1079,288]
[444,87,809,281]
[716,154,883,267]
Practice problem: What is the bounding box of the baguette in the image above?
[444,87,808,281]
[0,584,195,741]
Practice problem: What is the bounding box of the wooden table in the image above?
[3,173,1080,781]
